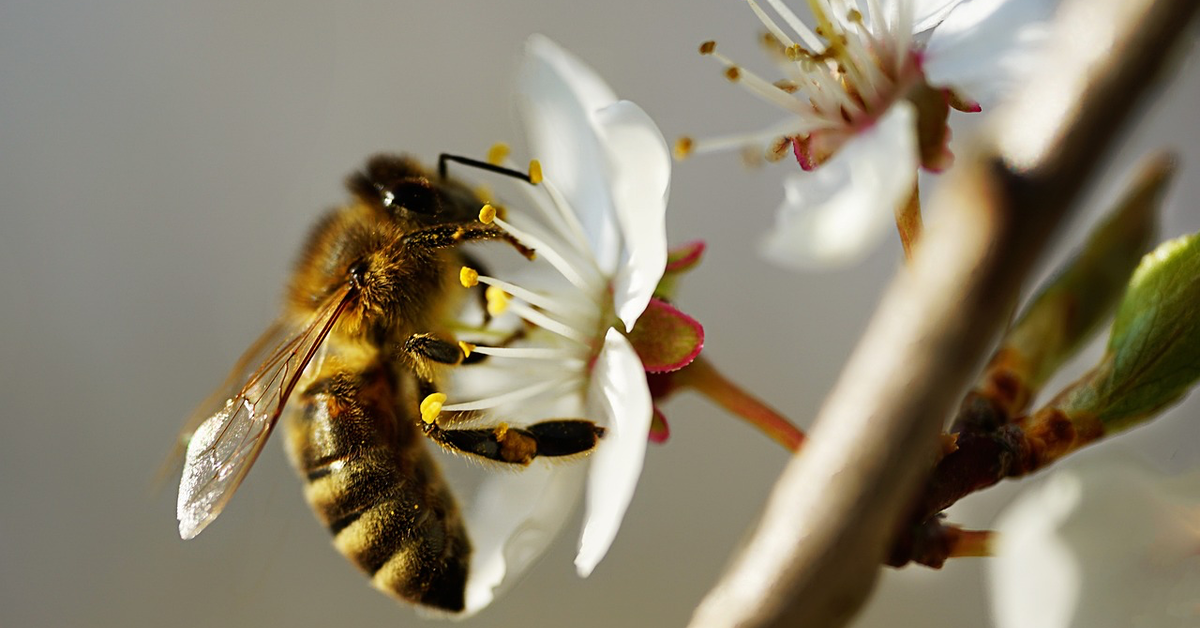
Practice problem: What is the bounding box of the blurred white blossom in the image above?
[686,0,1054,268]
[989,457,1200,628]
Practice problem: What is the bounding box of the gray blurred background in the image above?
[1,1,1196,626]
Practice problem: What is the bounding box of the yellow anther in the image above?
[674,137,694,161]
[724,66,741,82]
[847,8,862,23]
[740,146,765,168]
[786,44,805,62]
[478,203,497,224]
[485,285,510,316]
[459,266,480,288]
[420,393,446,425]
[487,142,510,165]
[767,137,792,162]
[528,159,543,185]
[773,80,799,94]
[699,40,716,55]
[494,422,510,439]
[458,341,475,358]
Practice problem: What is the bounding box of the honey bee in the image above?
[174,154,605,612]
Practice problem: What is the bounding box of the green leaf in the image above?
[1049,231,1200,433]
[973,155,1171,417]
[1098,232,1200,429]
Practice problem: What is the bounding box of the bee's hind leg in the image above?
[422,418,605,465]
[403,332,603,465]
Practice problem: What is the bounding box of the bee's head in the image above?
[347,154,482,228]
[288,211,450,339]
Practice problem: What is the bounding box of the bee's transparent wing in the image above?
[158,321,289,488]
[176,288,351,539]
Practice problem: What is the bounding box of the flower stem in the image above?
[895,184,923,262]
[676,356,805,452]
[887,519,994,567]
[948,528,993,558]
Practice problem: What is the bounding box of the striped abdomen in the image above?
[282,357,470,612]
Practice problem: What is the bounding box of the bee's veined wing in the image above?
[177,288,352,540]
[159,321,289,488]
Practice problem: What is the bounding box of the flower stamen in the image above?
[442,375,579,413]
[508,300,590,345]
[527,159,544,185]
[491,214,604,298]
[677,117,818,158]
[474,153,599,275]
[473,273,585,320]
[487,142,510,165]
[539,178,601,264]
[746,0,800,49]
[765,0,824,49]
[704,47,818,118]
[674,136,695,160]
[472,345,583,361]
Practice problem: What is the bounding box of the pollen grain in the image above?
[459,266,479,288]
[485,286,510,317]
[420,393,446,425]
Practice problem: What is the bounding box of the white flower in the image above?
[988,457,1200,628]
[686,0,1054,268]
[439,35,670,614]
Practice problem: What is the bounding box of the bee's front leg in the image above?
[404,223,535,260]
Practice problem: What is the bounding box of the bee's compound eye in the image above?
[347,260,370,287]
[386,179,440,216]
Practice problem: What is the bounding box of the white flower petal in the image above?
[463,462,587,615]
[989,458,1200,628]
[576,330,653,576]
[518,34,622,272]
[989,469,1085,628]
[922,0,1055,107]
[760,101,918,269]
[454,38,666,607]
[522,34,617,121]
[911,0,967,33]
[593,100,671,331]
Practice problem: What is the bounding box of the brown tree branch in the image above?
[688,0,1200,626]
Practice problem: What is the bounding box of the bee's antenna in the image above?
[438,153,533,184]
